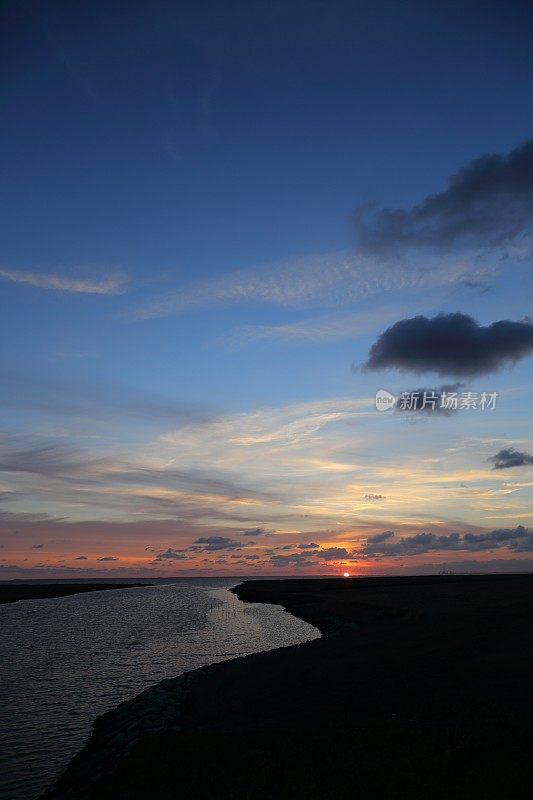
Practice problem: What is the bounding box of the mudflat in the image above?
[0,583,149,604]
[44,574,533,799]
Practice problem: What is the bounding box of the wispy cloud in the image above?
[0,368,210,424]
[1,393,531,574]
[0,267,126,295]
[126,250,491,321]
[219,306,421,348]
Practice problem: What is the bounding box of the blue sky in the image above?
[1,0,532,577]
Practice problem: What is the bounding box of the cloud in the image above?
[358,526,533,556]
[489,448,533,470]
[297,542,319,549]
[363,494,385,501]
[0,436,283,528]
[317,547,350,561]
[97,556,119,561]
[127,250,488,321]
[366,530,395,544]
[268,545,349,566]
[193,536,242,551]
[220,307,418,348]
[75,555,88,560]
[0,267,126,294]
[0,368,210,424]
[356,139,533,254]
[154,548,189,561]
[269,552,316,568]
[464,526,533,553]
[241,527,270,537]
[160,397,370,464]
[363,313,533,376]
[31,543,44,549]
[0,445,102,477]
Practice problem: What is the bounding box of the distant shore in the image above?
[43,574,533,799]
[0,583,150,605]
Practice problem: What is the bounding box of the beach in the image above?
[41,573,533,799]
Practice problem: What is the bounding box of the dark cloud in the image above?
[361,531,463,555]
[364,313,533,377]
[489,447,533,470]
[356,139,533,254]
[75,555,88,560]
[464,526,533,553]
[298,542,319,549]
[269,552,316,568]
[193,536,242,551]
[267,545,294,553]
[32,543,44,549]
[97,556,119,561]
[358,526,533,556]
[317,547,350,561]
[241,527,270,536]
[367,531,395,544]
[154,548,188,561]
[363,494,386,501]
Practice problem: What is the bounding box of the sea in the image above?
[0,578,320,800]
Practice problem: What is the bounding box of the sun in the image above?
[343,572,350,578]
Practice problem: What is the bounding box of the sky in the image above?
[1,0,533,578]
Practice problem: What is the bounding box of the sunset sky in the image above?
[1,0,533,578]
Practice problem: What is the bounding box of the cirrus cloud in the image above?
[0,267,126,295]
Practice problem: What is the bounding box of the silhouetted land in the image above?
[0,583,149,604]
[43,574,533,799]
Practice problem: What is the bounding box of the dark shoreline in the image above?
[0,583,150,605]
[43,574,533,799]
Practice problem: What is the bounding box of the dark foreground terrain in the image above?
[0,582,149,604]
[43,574,533,799]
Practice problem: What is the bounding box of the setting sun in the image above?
[343,572,350,578]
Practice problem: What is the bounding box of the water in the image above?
[0,579,319,800]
